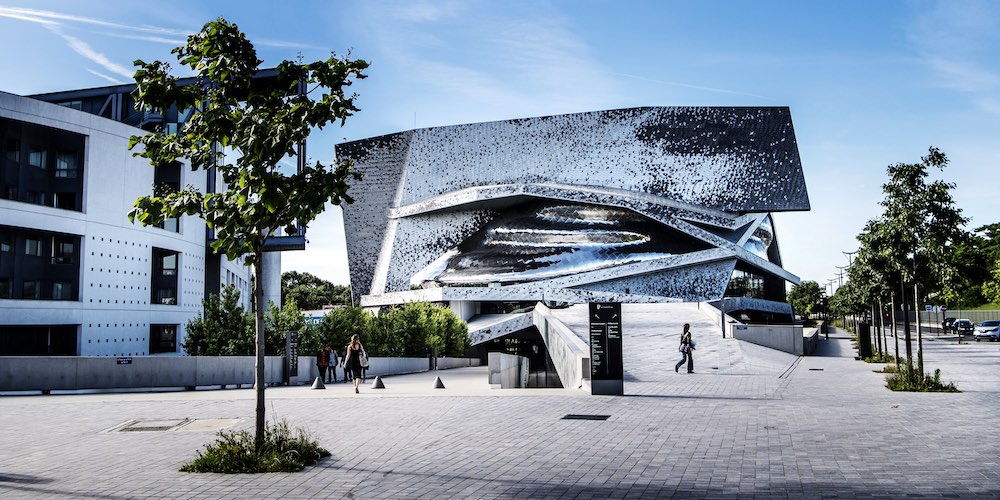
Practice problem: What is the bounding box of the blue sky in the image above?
[2,1,998,292]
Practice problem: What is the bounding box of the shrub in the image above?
[878,363,898,374]
[864,352,896,364]
[885,365,959,392]
[180,419,330,473]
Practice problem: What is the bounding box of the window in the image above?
[3,186,16,201]
[55,152,77,178]
[160,217,179,232]
[726,269,765,299]
[24,238,42,257]
[156,287,177,305]
[161,253,177,276]
[51,236,74,264]
[54,192,76,210]
[5,138,18,162]
[0,278,10,298]
[153,162,181,232]
[24,191,45,206]
[52,282,72,300]
[149,324,178,353]
[57,100,82,110]
[22,280,42,299]
[0,230,10,253]
[151,248,179,305]
[28,147,46,169]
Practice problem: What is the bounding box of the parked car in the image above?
[942,317,956,333]
[954,319,975,335]
[974,320,1000,341]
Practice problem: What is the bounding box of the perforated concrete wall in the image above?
[1,91,253,356]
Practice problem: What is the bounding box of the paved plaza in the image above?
[1,329,999,499]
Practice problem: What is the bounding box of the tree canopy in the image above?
[787,280,822,318]
[281,271,350,310]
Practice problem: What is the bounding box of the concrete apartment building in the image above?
[0,89,255,356]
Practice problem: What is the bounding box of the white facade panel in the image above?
[1,91,254,356]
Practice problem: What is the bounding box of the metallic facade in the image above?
[336,107,808,309]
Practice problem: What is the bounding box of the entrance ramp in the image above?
[544,302,750,382]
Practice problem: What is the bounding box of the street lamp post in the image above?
[836,266,848,330]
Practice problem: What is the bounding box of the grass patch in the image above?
[180,419,330,473]
[885,365,960,393]
[877,363,898,374]
[864,352,897,364]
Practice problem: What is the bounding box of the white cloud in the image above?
[85,68,126,84]
[907,0,1000,113]
[365,1,621,117]
[612,72,775,101]
[0,5,188,35]
[46,24,134,80]
[0,7,59,25]
[391,0,466,22]
[94,30,185,46]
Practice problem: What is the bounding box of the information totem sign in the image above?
[284,331,300,385]
[589,302,624,395]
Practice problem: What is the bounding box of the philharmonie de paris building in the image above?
[336,106,811,390]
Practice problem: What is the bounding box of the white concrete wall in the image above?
[533,303,590,389]
[488,352,529,388]
[1,355,481,392]
[732,324,804,355]
[449,300,478,321]
[1,92,255,356]
[0,355,283,391]
[298,356,480,384]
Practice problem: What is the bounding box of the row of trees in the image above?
[183,286,470,359]
[824,147,970,384]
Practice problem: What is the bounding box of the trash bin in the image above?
[857,322,873,359]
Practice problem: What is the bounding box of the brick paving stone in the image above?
[1,330,999,498]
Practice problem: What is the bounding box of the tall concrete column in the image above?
[261,251,282,310]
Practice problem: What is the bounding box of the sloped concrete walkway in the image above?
[548,303,799,399]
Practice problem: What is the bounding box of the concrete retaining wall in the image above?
[1,356,481,392]
[0,356,282,392]
[487,352,529,388]
[533,303,590,389]
[732,325,805,355]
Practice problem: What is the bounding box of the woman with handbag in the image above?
[343,334,367,394]
[675,323,695,374]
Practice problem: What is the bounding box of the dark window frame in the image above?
[149,324,178,353]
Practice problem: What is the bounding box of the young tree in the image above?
[854,147,967,376]
[128,18,367,451]
[182,285,253,356]
[787,280,822,319]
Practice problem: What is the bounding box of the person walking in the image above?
[343,334,367,394]
[328,347,339,383]
[675,323,695,373]
[316,347,329,382]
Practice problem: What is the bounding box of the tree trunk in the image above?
[253,251,266,453]
[914,283,923,378]
[878,298,887,357]
[891,294,899,363]
[872,303,881,355]
[901,277,912,369]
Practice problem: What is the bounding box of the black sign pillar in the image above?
[590,302,623,395]
[284,331,299,385]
